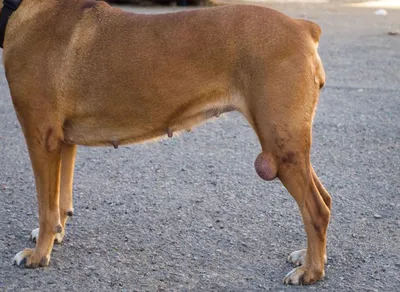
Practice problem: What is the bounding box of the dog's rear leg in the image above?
[30,143,77,244]
[252,125,330,284]
[13,122,63,268]
[286,165,332,268]
[244,64,331,284]
[279,156,330,284]
[251,123,330,285]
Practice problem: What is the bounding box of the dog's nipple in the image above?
[111,140,119,149]
[167,128,173,138]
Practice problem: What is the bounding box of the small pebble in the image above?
[374,9,387,16]
[373,213,382,219]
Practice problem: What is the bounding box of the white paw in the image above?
[288,249,327,266]
[30,228,64,244]
[283,266,325,285]
[288,249,307,266]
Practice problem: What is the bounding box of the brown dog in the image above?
[2,0,331,285]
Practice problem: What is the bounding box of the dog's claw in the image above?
[284,267,306,285]
[18,257,27,267]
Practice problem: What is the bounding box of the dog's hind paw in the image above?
[288,249,307,266]
[283,266,324,285]
[30,228,64,244]
[288,249,327,266]
[12,248,49,268]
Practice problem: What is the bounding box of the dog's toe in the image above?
[283,266,325,285]
[30,228,64,244]
[13,250,30,267]
[283,267,307,285]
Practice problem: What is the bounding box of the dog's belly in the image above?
[62,101,236,147]
[63,120,166,147]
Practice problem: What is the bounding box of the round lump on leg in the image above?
[254,152,278,181]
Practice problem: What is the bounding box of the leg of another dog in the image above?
[13,123,63,268]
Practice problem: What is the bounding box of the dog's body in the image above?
[3,0,331,285]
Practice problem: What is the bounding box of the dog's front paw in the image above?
[12,248,49,268]
[283,266,324,285]
[30,228,64,244]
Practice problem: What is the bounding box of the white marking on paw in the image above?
[288,249,307,266]
[30,227,64,244]
[29,228,39,243]
[288,249,327,266]
[12,250,25,265]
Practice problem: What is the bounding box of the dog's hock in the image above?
[254,152,277,181]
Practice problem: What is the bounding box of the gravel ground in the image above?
[0,3,399,292]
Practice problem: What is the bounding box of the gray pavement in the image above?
[0,3,399,292]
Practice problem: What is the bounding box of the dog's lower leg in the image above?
[58,143,77,241]
[279,159,330,285]
[30,143,77,244]
[14,125,62,268]
[286,166,331,269]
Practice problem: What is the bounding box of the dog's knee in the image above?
[254,152,277,181]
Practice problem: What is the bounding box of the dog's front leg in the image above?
[29,143,77,245]
[13,124,63,268]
